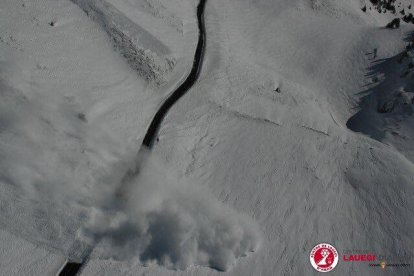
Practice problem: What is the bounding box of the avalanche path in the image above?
[58,0,207,275]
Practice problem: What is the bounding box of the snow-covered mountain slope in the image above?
[0,229,65,275]
[1,0,414,275]
[1,0,260,273]
[0,0,197,273]
[71,0,198,85]
[82,0,414,275]
[348,34,414,162]
[0,0,151,262]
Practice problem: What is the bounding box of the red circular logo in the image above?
[310,243,339,272]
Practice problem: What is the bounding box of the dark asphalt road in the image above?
[60,0,207,275]
[142,0,207,148]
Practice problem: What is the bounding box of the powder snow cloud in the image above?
[78,149,261,271]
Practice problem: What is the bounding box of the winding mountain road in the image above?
[58,0,207,275]
[142,0,207,148]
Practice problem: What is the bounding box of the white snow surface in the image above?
[1,0,414,275]
[0,0,259,273]
[0,0,159,266]
[0,228,65,275]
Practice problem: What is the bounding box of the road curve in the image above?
[142,0,207,148]
[59,0,207,275]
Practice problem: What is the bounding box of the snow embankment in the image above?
[72,0,177,85]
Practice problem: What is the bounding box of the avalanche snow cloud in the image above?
[77,150,261,271]
[0,71,260,268]
[0,66,260,269]
[0,0,260,272]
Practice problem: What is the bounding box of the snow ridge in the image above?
[71,0,176,85]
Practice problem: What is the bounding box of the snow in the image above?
[1,0,414,275]
[71,0,194,85]
[77,150,260,271]
[0,0,197,272]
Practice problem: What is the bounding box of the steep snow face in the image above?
[362,0,414,27]
[81,0,414,275]
[309,0,366,21]
[348,35,414,162]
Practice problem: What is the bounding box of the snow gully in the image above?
[58,0,207,275]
